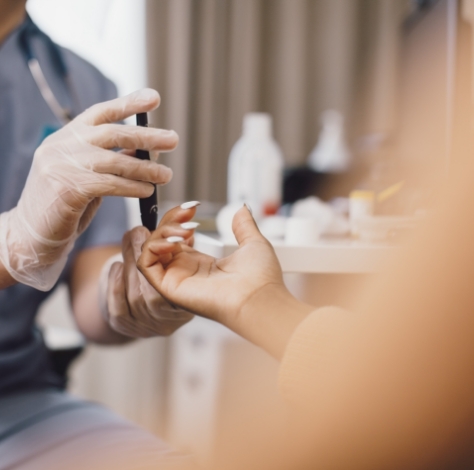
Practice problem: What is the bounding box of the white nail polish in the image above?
[180,201,201,210]
[167,236,184,243]
[181,222,200,230]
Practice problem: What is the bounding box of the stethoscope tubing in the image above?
[19,17,77,126]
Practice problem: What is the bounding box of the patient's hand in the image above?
[105,204,200,338]
[137,205,288,331]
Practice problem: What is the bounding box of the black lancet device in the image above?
[136,113,158,231]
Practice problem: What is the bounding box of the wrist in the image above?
[233,282,315,359]
[0,207,73,291]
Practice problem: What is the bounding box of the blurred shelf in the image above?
[194,232,396,274]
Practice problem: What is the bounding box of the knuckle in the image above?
[136,256,146,272]
[86,102,101,117]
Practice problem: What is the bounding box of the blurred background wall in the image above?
[146,0,407,204]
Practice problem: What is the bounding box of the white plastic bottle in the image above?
[227,113,284,220]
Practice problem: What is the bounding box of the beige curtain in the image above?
[146,0,406,204]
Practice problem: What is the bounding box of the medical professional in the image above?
[0,1,194,468]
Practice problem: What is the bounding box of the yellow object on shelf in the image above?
[349,190,375,201]
[377,180,405,203]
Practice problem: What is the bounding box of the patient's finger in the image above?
[156,205,199,231]
[155,223,196,240]
[120,149,136,157]
[139,237,184,269]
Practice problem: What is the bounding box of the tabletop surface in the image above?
[194,232,396,274]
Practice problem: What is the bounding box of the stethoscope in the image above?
[18,16,79,126]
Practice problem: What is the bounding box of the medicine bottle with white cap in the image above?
[227,113,284,220]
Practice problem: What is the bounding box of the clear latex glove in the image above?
[0,89,177,291]
[100,204,200,338]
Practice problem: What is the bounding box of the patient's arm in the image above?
[285,157,474,468]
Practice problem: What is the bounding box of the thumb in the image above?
[128,226,151,261]
[232,204,266,246]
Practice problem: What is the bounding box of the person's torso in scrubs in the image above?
[0,16,128,395]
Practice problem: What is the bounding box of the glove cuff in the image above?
[98,252,124,322]
[0,208,74,291]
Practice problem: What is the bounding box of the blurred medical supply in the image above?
[291,196,349,236]
[349,190,375,236]
[258,215,287,240]
[377,180,405,203]
[284,217,323,246]
[307,109,351,173]
[217,196,350,244]
[283,108,360,206]
[227,113,284,220]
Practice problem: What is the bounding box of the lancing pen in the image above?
[136,112,158,231]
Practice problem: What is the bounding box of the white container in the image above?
[227,113,284,220]
[285,217,322,246]
[349,190,374,236]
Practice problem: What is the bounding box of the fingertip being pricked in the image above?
[180,201,201,210]
[180,222,200,230]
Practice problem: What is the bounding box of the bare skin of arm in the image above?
[69,246,132,344]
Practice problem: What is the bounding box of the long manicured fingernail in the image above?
[181,222,200,230]
[167,236,184,243]
[244,203,253,215]
[181,201,201,210]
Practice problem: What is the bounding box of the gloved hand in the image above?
[100,203,200,338]
[0,88,177,291]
